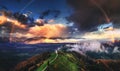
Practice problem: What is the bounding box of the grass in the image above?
[47,52,79,71]
[36,51,79,71]
[36,53,56,71]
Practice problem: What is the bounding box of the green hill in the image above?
[14,51,120,71]
[36,51,79,71]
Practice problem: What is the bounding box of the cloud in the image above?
[28,24,67,38]
[0,5,8,10]
[66,0,120,31]
[39,9,61,19]
[66,40,120,55]
[0,10,68,43]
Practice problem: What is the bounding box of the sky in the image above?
[0,0,120,43]
[1,0,120,31]
[0,0,72,23]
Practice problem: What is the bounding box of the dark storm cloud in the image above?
[0,10,12,17]
[39,10,50,19]
[52,10,61,18]
[66,0,120,31]
[39,9,61,19]
[0,5,8,10]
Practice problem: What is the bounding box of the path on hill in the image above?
[41,50,58,71]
